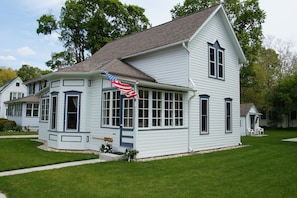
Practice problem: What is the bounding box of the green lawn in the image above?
[0,138,97,171]
[0,130,297,198]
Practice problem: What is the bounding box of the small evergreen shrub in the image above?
[0,119,17,131]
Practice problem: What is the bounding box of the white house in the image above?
[240,103,263,136]
[0,77,27,119]
[5,77,48,131]
[38,5,246,158]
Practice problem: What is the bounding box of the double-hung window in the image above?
[51,92,58,130]
[102,90,120,127]
[225,98,232,133]
[152,91,162,127]
[208,41,225,80]
[200,95,209,134]
[138,89,184,129]
[40,97,49,121]
[138,90,149,128]
[26,103,39,117]
[64,91,81,131]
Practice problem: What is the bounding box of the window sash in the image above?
[102,90,120,127]
[51,96,57,130]
[123,98,134,128]
[66,95,78,130]
[152,91,162,127]
[208,42,225,80]
[226,101,232,132]
[209,47,216,77]
[138,90,149,128]
[138,89,184,129]
[41,98,49,121]
[200,98,209,134]
[218,50,224,79]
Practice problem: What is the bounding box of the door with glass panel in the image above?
[120,96,134,147]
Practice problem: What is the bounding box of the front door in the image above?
[120,96,134,147]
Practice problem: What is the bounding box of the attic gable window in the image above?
[208,41,225,80]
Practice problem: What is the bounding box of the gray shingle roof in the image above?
[60,5,220,74]
[0,78,15,92]
[240,103,254,116]
[4,95,40,104]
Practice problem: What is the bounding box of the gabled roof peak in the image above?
[61,5,221,73]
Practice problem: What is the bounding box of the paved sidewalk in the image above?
[282,137,297,142]
[0,159,104,177]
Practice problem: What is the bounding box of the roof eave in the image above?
[121,39,189,60]
[43,70,102,80]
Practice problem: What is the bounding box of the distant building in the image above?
[240,103,262,136]
[4,77,48,131]
[0,77,27,119]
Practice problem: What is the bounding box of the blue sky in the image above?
[0,0,296,71]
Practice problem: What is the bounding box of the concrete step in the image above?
[99,152,126,161]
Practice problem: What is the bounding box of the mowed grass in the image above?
[0,138,97,171]
[0,130,297,197]
[0,131,38,136]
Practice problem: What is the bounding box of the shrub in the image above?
[0,119,16,131]
[13,125,22,132]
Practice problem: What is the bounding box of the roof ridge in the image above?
[60,5,221,74]
[104,4,221,47]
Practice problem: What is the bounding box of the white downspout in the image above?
[183,42,197,152]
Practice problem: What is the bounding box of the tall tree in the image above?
[17,64,51,82]
[37,0,150,70]
[242,47,281,107]
[264,36,297,77]
[268,74,297,127]
[170,0,266,102]
[0,67,17,87]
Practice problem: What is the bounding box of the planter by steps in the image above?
[99,152,126,161]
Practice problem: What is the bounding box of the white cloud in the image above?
[17,47,36,56]
[0,55,16,61]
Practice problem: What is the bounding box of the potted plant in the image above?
[100,142,112,153]
[125,149,139,162]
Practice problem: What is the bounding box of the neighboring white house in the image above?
[0,77,27,119]
[39,5,246,158]
[5,77,48,131]
[260,111,297,128]
[240,103,263,136]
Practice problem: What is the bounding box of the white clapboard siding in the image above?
[127,45,189,87]
[187,8,241,151]
[136,128,189,158]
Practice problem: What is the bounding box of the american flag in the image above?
[103,71,139,99]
